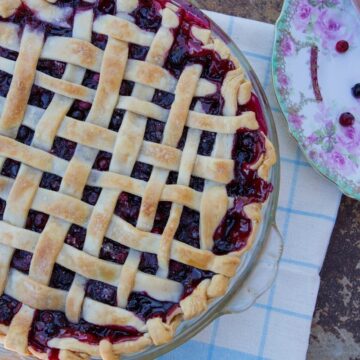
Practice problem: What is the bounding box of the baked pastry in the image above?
[0,0,276,359]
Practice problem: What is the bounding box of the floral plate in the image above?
[273,0,360,198]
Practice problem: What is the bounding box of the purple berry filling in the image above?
[176,126,188,150]
[94,0,117,17]
[174,207,200,248]
[100,238,129,265]
[0,199,5,220]
[227,129,272,202]
[166,171,178,185]
[28,310,142,354]
[0,295,21,326]
[49,264,75,291]
[130,0,163,33]
[212,197,252,255]
[93,151,112,171]
[37,60,66,79]
[152,90,175,109]
[138,253,159,275]
[131,161,153,181]
[1,159,20,179]
[0,70,12,97]
[16,125,34,145]
[189,176,204,192]
[28,85,54,109]
[168,260,213,298]
[67,100,91,121]
[151,201,171,234]
[25,210,49,233]
[11,250,32,274]
[82,70,100,90]
[144,119,165,143]
[126,292,177,322]
[82,185,102,206]
[65,224,86,250]
[91,32,108,50]
[0,47,18,61]
[109,109,125,131]
[114,192,141,227]
[129,44,149,61]
[119,80,134,96]
[40,173,62,191]
[198,131,216,156]
[50,137,77,161]
[86,280,117,306]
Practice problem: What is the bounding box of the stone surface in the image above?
[195,0,359,359]
[310,197,360,359]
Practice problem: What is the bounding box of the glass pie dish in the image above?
[0,0,281,359]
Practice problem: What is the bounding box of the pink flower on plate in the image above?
[293,1,316,32]
[330,150,346,168]
[323,148,357,175]
[277,68,289,88]
[337,124,360,153]
[314,9,348,48]
[288,113,303,129]
[280,34,295,56]
[306,133,319,145]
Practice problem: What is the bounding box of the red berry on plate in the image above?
[339,112,355,127]
[335,40,349,53]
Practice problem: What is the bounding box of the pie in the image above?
[0,0,276,359]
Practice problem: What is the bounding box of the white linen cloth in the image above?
[161,12,342,360]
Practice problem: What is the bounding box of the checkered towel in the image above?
[161,12,342,360]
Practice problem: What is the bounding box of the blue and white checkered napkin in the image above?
[161,12,342,360]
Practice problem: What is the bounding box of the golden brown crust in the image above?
[200,186,228,250]
[180,279,211,319]
[42,37,102,72]
[0,23,20,51]
[0,28,43,133]
[48,335,152,358]
[0,0,21,18]
[162,64,202,146]
[4,305,33,355]
[23,0,73,26]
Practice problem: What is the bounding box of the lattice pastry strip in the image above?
[105,5,181,312]
[0,27,45,303]
[157,128,202,278]
[109,7,179,175]
[0,27,43,136]
[137,64,202,230]
[27,10,95,293]
[32,10,94,151]
[40,20,130,326]
[0,26,45,310]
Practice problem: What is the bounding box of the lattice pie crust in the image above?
[0,0,276,359]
